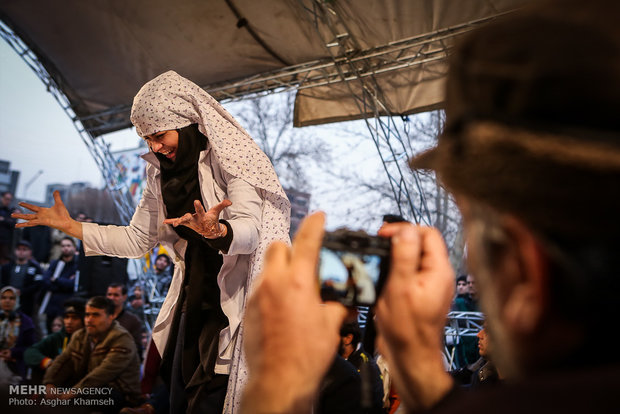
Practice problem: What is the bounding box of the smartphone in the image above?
[318,229,390,307]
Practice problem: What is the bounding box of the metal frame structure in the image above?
[2,8,506,223]
[444,311,485,369]
[0,20,135,224]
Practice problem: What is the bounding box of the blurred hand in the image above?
[163,199,232,239]
[375,223,455,411]
[241,212,348,414]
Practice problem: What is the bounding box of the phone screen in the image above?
[318,247,383,307]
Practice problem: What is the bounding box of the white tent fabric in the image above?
[0,0,524,134]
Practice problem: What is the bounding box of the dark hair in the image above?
[60,236,76,248]
[155,253,171,264]
[63,297,86,317]
[382,214,407,224]
[107,282,128,295]
[86,296,115,315]
[340,322,362,346]
[456,275,467,284]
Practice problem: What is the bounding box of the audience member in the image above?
[43,296,141,412]
[239,3,620,413]
[450,322,502,389]
[0,240,44,318]
[0,286,36,381]
[465,274,479,311]
[316,354,362,414]
[0,192,17,265]
[39,237,78,334]
[469,326,502,389]
[24,298,85,374]
[451,275,470,310]
[49,316,63,333]
[106,283,144,357]
[449,274,480,368]
[22,225,53,265]
[338,321,384,414]
[127,284,147,323]
[145,253,172,298]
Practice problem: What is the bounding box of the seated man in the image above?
[239,1,620,413]
[43,296,141,411]
[24,298,85,375]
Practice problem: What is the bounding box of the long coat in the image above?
[82,146,289,411]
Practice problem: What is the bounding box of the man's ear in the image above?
[499,216,550,336]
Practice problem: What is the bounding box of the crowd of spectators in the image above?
[0,204,173,411]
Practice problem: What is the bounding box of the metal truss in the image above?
[0,21,135,223]
[444,311,485,369]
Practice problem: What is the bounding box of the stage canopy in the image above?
[0,0,524,137]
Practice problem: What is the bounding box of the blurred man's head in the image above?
[477,326,491,359]
[84,296,115,341]
[339,321,362,359]
[60,237,76,260]
[410,0,620,378]
[1,191,12,207]
[106,283,128,312]
[63,298,85,335]
[466,274,477,300]
[154,254,171,272]
[456,275,468,296]
[14,241,33,264]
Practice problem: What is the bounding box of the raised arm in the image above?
[12,191,83,240]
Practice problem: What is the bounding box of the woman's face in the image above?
[0,291,17,312]
[144,130,179,161]
[51,316,64,333]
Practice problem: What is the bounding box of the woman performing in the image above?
[13,71,291,413]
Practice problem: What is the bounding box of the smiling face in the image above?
[144,129,179,161]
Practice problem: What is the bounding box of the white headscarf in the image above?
[131,71,291,413]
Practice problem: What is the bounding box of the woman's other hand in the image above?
[163,199,232,238]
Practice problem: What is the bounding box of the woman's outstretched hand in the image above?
[163,199,232,239]
[11,190,83,239]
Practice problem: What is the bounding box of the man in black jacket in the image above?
[339,322,383,414]
[0,240,43,318]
